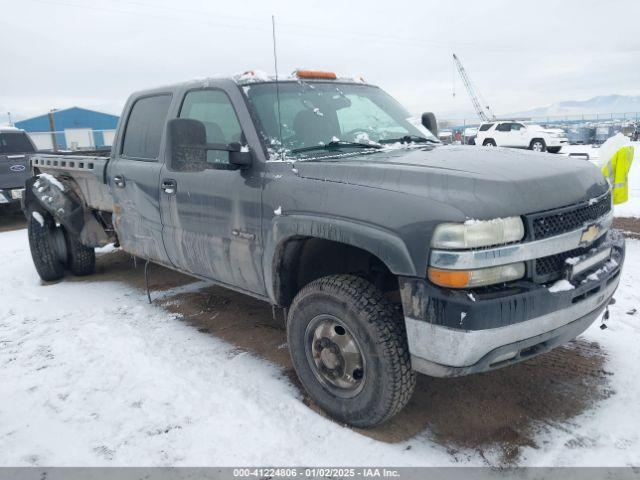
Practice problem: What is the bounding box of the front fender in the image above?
[263,214,417,303]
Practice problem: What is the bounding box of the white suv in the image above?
[475,121,568,153]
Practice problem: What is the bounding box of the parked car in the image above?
[475,121,568,153]
[23,71,624,427]
[0,126,35,207]
[566,126,595,145]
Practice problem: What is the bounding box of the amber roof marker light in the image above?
[294,69,338,80]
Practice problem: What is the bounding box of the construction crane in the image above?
[452,53,496,122]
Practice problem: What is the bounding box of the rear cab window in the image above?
[121,94,172,160]
[0,132,35,154]
[479,123,494,131]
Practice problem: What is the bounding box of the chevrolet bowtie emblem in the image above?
[580,224,600,244]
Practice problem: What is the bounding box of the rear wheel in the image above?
[65,229,95,276]
[287,274,416,428]
[530,138,547,152]
[27,211,66,282]
[483,139,497,147]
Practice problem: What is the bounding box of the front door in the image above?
[159,87,264,295]
[110,93,173,263]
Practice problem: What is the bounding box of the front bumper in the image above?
[0,188,25,204]
[546,137,569,147]
[400,229,625,377]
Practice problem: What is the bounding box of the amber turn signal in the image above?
[427,268,472,288]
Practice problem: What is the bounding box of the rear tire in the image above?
[530,138,547,152]
[27,211,66,282]
[483,139,497,147]
[287,274,416,428]
[65,230,95,276]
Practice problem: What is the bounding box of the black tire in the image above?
[483,139,496,146]
[27,211,66,282]
[287,274,416,428]
[65,229,95,276]
[530,138,547,152]
[547,147,561,154]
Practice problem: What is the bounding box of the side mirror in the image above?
[228,142,253,169]
[421,112,438,137]
[167,118,253,171]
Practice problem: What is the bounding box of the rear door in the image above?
[108,93,173,263]
[494,122,512,146]
[158,83,265,295]
[0,132,34,193]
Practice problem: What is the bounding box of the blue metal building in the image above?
[15,107,119,149]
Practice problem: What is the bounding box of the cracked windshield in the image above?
[243,81,438,158]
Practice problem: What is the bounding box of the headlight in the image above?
[428,263,526,289]
[431,217,524,249]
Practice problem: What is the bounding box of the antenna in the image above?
[272,15,283,151]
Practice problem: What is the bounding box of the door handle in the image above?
[162,179,177,195]
[113,175,126,188]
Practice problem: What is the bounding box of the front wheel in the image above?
[530,139,547,152]
[287,274,416,428]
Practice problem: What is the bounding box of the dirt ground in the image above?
[79,250,613,465]
[6,213,639,464]
[0,207,26,233]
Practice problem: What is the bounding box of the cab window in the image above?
[121,94,172,160]
[496,123,511,132]
[179,89,244,165]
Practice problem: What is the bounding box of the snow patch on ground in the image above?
[1,229,639,467]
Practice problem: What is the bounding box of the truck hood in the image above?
[294,145,609,219]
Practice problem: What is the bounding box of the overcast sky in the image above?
[1,0,639,124]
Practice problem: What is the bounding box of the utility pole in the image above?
[6,112,12,126]
[48,109,58,151]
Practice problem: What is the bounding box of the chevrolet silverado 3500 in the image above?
[23,70,625,427]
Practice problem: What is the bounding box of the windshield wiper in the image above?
[290,140,383,154]
[379,135,439,144]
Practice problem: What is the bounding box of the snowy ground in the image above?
[1,226,639,467]
[561,142,640,218]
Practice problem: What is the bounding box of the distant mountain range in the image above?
[508,95,640,118]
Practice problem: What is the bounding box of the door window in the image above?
[179,90,244,165]
[496,123,511,132]
[121,94,172,160]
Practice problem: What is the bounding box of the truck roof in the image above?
[128,70,373,98]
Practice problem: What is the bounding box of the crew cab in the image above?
[476,120,569,153]
[0,126,35,206]
[22,70,624,428]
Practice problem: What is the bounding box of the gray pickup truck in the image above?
[23,70,625,427]
[1,127,35,207]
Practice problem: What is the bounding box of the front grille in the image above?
[530,192,611,240]
[535,246,590,278]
